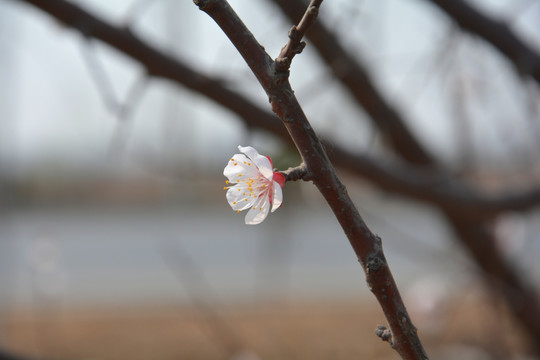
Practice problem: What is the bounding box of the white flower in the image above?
[223,146,285,225]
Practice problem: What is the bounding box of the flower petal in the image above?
[271,181,282,212]
[226,186,257,211]
[224,153,262,183]
[244,194,271,225]
[238,146,273,180]
[272,172,286,188]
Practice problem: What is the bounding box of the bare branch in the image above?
[423,0,540,85]
[193,1,428,358]
[15,0,540,352]
[267,1,540,352]
[79,38,120,114]
[447,212,540,358]
[276,0,323,71]
[16,0,540,218]
[192,0,274,91]
[107,75,149,156]
[278,163,312,182]
[269,0,436,166]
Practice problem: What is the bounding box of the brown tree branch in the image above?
[276,0,322,70]
[268,0,436,166]
[278,163,312,182]
[15,0,540,353]
[15,0,540,218]
[423,0,540,85]
[16,0,291,143]
[335,150,540,218]
[447,213,540,357]
[268,0,540,353]
[193,1,428,358]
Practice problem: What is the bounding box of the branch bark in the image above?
[269,0,436,166]
[268,0,540,353]
[193,1,428,358]
[276,0,322,68]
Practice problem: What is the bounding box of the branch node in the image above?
[365,253,385,273]
[275,57,291,73]
[294,41,307,55]
[273,57,292,83]
[279,163,313,182]
[276,0,322,68]
[375,325,395,348]
[288,25,298,40]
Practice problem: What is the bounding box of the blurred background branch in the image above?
[2,0,540,359]
[424,0,540,84]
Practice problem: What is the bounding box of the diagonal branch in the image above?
[269,0,436,166]
[268,0,540,352]
[15,0,540,352]
[278,163,311,182]
[16,0,540,218]
[276,0,322,70]
[193,1,428,359]
[17,0,291,143]
[423,0,540,85]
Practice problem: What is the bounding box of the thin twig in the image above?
[107,75,148,156]
[276,0,323,71]
[269,0,436,166]
[80,38,120,114]
[278,163,312,182]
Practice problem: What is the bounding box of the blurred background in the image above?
[1,0,540,359]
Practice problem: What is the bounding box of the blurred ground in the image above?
[1,294,532,360]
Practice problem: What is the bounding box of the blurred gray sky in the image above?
[1,0,540,179]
